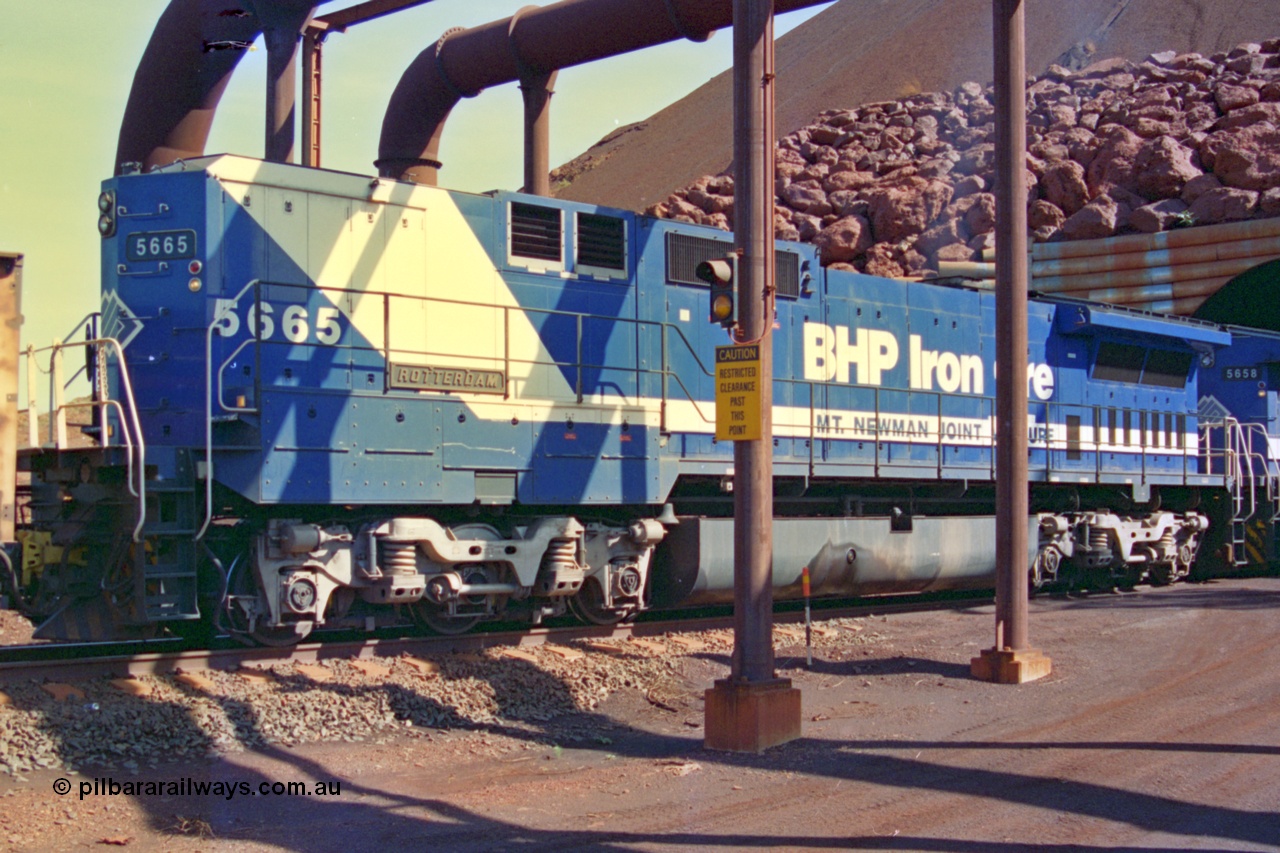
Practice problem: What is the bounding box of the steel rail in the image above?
[0,592,995,684]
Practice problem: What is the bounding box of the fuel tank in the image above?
[651,515,1038,607]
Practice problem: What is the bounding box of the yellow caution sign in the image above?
[715,344,762,441]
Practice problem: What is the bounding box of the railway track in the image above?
[0,590,995,683]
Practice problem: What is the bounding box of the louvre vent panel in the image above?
[666,233,733,285]
[510,202,562,262]
[776,250,801,298]
[577,213,626,270]
[666,233,803,298]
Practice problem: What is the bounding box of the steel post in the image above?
[0,254,21,542]
[521,71,557,196]
[730,0,776,685]
[301,30,323,168]
[705,0,800,753]
[264,24,300,164]
[972,0,1052,684]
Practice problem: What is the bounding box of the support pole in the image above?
[705,0,801,752]
[972,0,1052,685]
[520,71,557,196]
[301,29,324,168]
[264,22,302,163]
[0,254,21,543]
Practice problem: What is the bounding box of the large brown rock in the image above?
[1206,125,1280,191]
[1215,83,1261,112]
[1261,187,1280,216]
[863,243,905,279]
[935,242,975,263]
[1029,199,1067,231]
[813,215,874,263]
[865,176,953,243]
[687,186,735,215]
[827,190,869,218]
[1060,195,1129,240]
[823,169,877,193]
[1181,173,1223,205]
[915,217,970,260]
[963,193,997,235]
[1041,160,1090,215]
[1187,186,1260,223]
[781,182,834,217]
[1086,125,1145,198]
[1133,136,1203,200]
[1130,198,1190,233]
[1214,101,1280,130]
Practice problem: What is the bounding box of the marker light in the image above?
[696,256,738,328]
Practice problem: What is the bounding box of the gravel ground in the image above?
[1,579,1277,852]
[0,621,877,779]
[0,611,35,647]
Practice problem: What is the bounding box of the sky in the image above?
[0,0,829,384]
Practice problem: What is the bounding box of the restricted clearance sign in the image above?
[715,344,762,441]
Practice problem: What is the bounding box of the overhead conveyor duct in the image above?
[118,1,829,187]
[115,0,318,174]
[376,0,830,188]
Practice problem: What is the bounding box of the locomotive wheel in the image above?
[412,603,482,636]
[568,578,631,626]
[411,553,504,636]
[225,546,313,647]
[250,621,313,647]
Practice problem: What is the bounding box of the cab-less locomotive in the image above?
[14,154,1278,643]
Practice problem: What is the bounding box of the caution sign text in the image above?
[715,344,762,441]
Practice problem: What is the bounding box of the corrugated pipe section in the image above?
[376,0,828,185]
[962,218,1280,315]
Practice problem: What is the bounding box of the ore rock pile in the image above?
[647,39,1280,279]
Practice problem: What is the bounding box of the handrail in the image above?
[54,398,139,499]
[1197,416,1278,526]
[201,280,1220,496]
[23,334,149,543]
[198,279,261,542]
[216,337,261,413]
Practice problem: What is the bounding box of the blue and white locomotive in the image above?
[21,154,1276,642]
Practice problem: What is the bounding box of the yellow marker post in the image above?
[715,344,762,442]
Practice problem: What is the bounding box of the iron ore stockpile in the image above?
[650,38,1280,305]
[0,621,873,779]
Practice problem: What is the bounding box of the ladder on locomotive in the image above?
[1202,417,1280,566]
[24,315,200,625]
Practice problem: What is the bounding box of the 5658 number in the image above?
[212,300,341,345]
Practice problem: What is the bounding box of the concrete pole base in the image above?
[971,647,1053,684]
[704,677,802,753]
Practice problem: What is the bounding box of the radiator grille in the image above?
[666,232,802,298]
[576,213,626,271]
[510,202,562,262]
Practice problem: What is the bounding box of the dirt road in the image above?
[3,577,1277,851]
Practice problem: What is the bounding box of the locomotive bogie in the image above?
[238,513,665,638]
[1035,511,1209,587]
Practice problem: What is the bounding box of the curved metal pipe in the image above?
[116,1,262,173]
[116,0,317,174]
[377,0,827,185]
